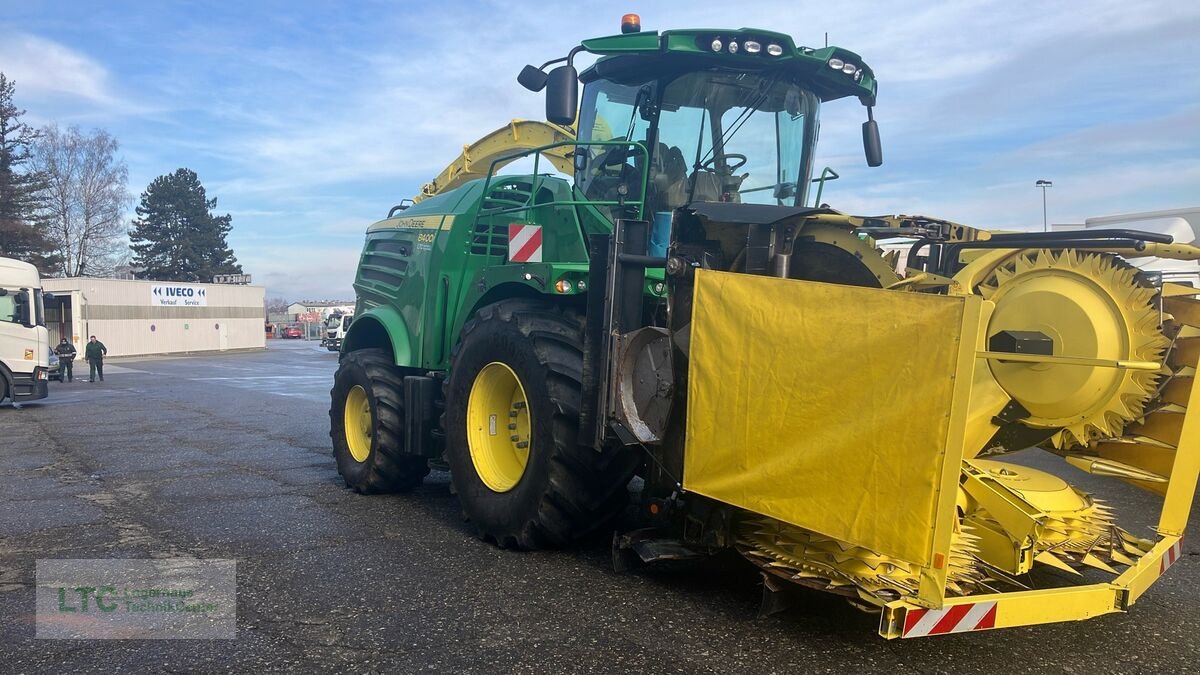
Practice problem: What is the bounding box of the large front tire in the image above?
[330,348,430,493]
[445,300,640,549]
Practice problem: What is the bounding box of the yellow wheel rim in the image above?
[345,385,373,463]
[466,362,532,492]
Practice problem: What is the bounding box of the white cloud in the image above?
[0,32,115,105]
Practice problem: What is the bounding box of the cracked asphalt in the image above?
[1,339,1198,673]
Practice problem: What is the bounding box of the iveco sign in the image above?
[151,285,208,307]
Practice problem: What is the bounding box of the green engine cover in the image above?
[345,174,659,371]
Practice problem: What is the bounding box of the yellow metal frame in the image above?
[880,535,1184,638]
[415,119,576,202]
[878,346,1200,638]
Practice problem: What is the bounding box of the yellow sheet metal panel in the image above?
[684,270,977,566]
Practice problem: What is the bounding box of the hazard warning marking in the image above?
[902,601,997,638]
[1161,539,1183,574]
[508,224,543,263]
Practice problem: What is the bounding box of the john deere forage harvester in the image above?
[330,15,1199,638]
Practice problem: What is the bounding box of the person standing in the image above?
[85,335,107,383]
[54,338,77,382]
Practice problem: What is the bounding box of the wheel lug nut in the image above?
[510,435,519,442]
[513,401,527,409]
[516,441,529,449]
[508,423,517,430]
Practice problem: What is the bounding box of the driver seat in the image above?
[690,171,724,203]
[649,144,689,211]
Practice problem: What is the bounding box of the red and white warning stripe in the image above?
[902,601,997,638]
[508,224,543,263]
[1161,539,1183,574]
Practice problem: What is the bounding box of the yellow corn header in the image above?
[680,217,1198,638]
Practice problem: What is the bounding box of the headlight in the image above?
[744,40,762,54]
[767,43,783,56]
[728,40,739,54]
[829,58,844,70]
[711,38,723,52]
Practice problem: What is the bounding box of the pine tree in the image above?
[129,168,242,281]
[0,72,58,272]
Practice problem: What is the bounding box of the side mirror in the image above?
[545,65,579,126]
[0,288,7,296]
[518,65,548,92]
[863,119,883,167]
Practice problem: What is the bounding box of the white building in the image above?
[41,277,266,357]
[286,301,355,320]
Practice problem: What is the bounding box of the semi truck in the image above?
[0,256,50,405]
[330,16,1200,638]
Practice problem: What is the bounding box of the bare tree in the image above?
[32,125,131,277]
[265,296,290,314]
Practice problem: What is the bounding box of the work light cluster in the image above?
[708,37,784,56]
[827,57,865,82]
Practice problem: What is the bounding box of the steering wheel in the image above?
[588,136,634,172]
[699,153,748,174]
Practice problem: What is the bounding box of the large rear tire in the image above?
[445,300,640,549]
[330,348,430,493]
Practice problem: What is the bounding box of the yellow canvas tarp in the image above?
[683,270,981,566]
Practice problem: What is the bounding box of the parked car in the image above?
[282,324,304,339]
[48,348,63,382]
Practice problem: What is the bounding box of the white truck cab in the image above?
[0,257,50,404]
[322,313,353,352]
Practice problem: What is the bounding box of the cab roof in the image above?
[578,27,877,106]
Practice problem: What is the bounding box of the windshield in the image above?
[576,70,821,217]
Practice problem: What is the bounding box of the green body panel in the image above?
[349,173,664,371]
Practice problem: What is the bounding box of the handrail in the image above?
[478,140,650,221]
[811,166,840,207]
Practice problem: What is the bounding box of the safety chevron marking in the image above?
[1161,539,1183,574]
[508,224,543,263]
[902,601,997,638]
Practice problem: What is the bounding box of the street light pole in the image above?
[1035,179,1053,232]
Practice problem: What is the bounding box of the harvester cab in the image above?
[517,20,882,221]
[332,15,1200,640]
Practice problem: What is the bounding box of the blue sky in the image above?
[3,0,1198,300]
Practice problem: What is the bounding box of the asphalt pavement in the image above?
[1,339,1198,673]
